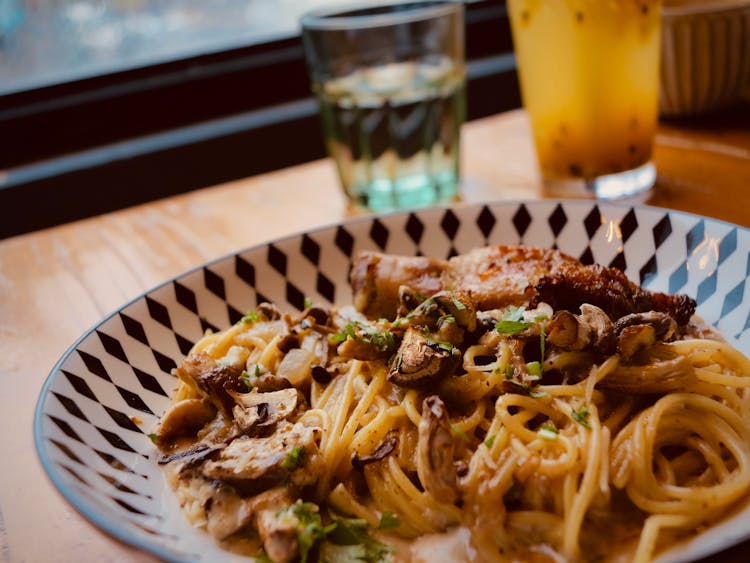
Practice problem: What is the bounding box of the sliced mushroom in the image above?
[157,442,221,466]
[418,396,458,504]
[205,484,256,540]
[156,398,216,443]
[176,353,246,416]
[230,388,303,435]
[258,302,282,321]
[398,285,425,317]
[351,434,399,470]
[202,421,321,493]
[617,324,657,360]
[388,326,461,388]
[579,304,616,354]
[614,311,677,340]
[433,290,477,332]
[546,310,591,351]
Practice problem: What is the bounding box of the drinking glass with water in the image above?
[301,1,465,212]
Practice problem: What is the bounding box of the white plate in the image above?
[35,200,750,562]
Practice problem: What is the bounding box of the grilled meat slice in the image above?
[533,263,696,325]
[350,251,446,320]
[443,245,580,311]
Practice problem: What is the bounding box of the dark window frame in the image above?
[0,0,519,238]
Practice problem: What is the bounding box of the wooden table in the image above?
[1,109,749,562]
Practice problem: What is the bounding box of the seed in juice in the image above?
[569,164,582,177]
[628,144,637,155]
[520,9,530,24]
[576,11,584,23]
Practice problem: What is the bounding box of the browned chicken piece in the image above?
[443,246,580,311]
[533,263,696,325]
[175,352,246,416]
[350,251,446,319]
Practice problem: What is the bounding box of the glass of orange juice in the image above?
[508,0,662,199]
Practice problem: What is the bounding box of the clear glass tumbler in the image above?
[508,0,662,199]
[301,1,465,212]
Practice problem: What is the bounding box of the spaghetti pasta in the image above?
[153,246,750,563]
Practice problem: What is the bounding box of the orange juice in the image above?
[508,0,661,184]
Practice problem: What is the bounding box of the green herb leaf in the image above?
[304,297,314,309]
[147,433,159,444]
[241,370,254,390]
[541,422,558,433]
[571,406,591,429]
[437,314,456,325]
[325,514,393,563]
[538,427,559,441]
[241,310,260,324]
[278,502,336,563]
[281,446,305,470]
[504,306,526,322]
[530,389,548,398]
[526,361,542,379]
[253,549,274,563]
[484,434,496,448]
[450,295,467,311]
[495,320,532,335]
[378,511,400,530]
[505,365,514,380]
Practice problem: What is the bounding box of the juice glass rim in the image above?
[300,0,462,32]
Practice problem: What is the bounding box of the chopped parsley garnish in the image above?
[278,502,336,563]
[423,329,455,353]
[571,406,591,429]
[505,365,514,379]
[147,433,159,444]
[304,297,314,309]
[450,295,467,311]
[330,322,395,353]
[378,511,400,530]
[240,370,253,390]
[241,310,260,324]
[330,323,358,344]
[538,423,559,441]
[526,361,542,379]
[495,319,532,335]
[281,446,306,470]
[484,434,496,448]
[323,514,393,563]
[438,314,456,325]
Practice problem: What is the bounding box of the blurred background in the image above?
[0,0,519,237]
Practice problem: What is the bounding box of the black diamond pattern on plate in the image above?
[96,427,136,453]
[652,215,672,249]
[317,272,335,303]
[608,252,627,272]
[132,367,168,397]
[227,305,244,326]
[255,292,272,308]
[52,392,89,422]
[98,473,142,496]
[370,219,389,250]
[477,205,496,239]
[61,464,89,486]
[639,255,658,286]
[583,206,602,240]
[686,220,705,254]
[447,246,459,259]
[175,333,195,356]
[200,316,220,334]
[743,309,750,333]
[104,406,143,433]
[114,498,148,516]
[268,244,288,276]
[697,272,717,304]
[120,313,149,346]
[301,234,321,265]
[746,251,750,277]
[579,247,594,266]
[117,385,155,415]
[97,331,128,364]
[235,256,256,288]
[146,297,172,330]
[718,228,738,266]
[77,350,112,382]
[95,449,138,474]
[335,226,354,257]
[440,210,460,240]
[173,281,198,314]
[620,208,638,243]
[720,280,745,318]
[548,204,568,237]
[48,415,84,443]
[50,439,84,464]
[286,281,305,311]
[63,370,98,402]
[152,350,177,374]
[406,213,425,244]
[512,204,532,238]
[203,268,226,300]
[668,262,689,294]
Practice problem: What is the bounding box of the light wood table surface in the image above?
[1,109,749,562]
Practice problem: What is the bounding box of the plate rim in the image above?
[33,198,750,561]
